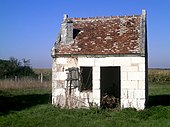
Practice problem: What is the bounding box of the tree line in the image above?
[0,57,37,79]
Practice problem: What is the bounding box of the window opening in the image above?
[80,67,92,91]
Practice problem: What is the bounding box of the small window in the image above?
[80,67,92,91]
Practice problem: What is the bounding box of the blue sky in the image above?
[0,0,170,68]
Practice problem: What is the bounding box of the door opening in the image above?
[100,66,120,108]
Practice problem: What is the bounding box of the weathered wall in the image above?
[52,56,147,110]
[52,57,93,108]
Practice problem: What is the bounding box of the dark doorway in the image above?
[100,67,120,108]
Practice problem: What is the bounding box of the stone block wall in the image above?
[52,56,147,110]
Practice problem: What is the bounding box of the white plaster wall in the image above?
[52,56,146,110]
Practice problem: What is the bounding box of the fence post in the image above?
[15,76,18,82]
[40,73,43,83]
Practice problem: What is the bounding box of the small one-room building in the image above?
[51,10,148,110]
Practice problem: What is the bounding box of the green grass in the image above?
[148,81,170,108]
[0,82,170,127]
[149,81,170,96]
[0,104,170,127]
[0,88,51,116]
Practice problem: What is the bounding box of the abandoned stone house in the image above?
[51,10,148,110]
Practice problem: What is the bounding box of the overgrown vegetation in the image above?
[0,101,170,127]
[0,69,170,127]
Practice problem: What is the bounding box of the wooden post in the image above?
[40,73,43,83]
[65,80,69,107]
[69,80,72,95]
[15,76,17,82]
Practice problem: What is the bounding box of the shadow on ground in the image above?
[0,92,51,115]
[148,95,170,107]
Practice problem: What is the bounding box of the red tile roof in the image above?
[56,15,143,55]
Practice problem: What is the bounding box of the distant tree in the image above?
[0,57,37,79]
[9,57,21,67]
[22,58,31,67]
[0,59,10,78]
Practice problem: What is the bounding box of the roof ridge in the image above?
[69,14,140,21]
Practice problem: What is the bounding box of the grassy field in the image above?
[149,69,170,82]
[0,69,170,127]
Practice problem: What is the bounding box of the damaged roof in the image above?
[55,12,146,55]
